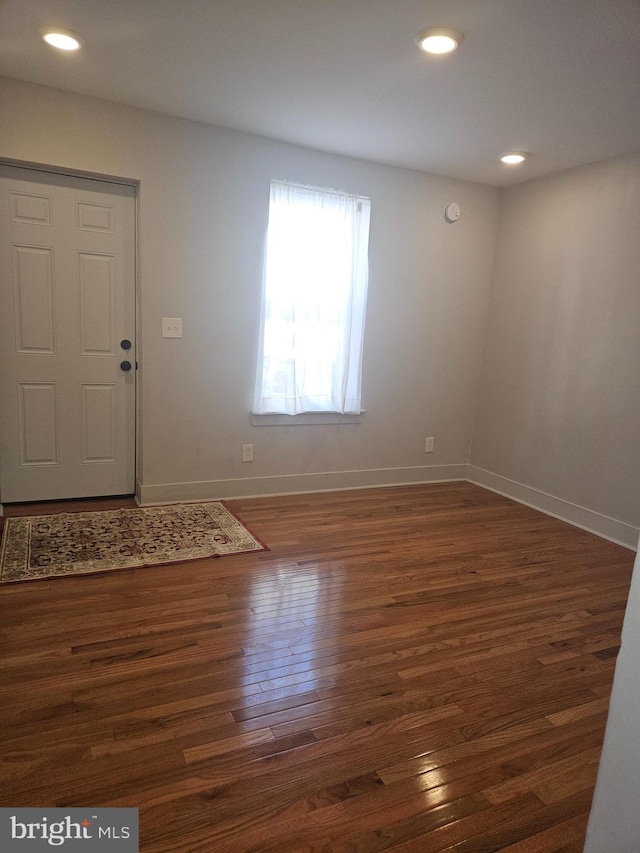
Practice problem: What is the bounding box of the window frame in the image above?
[252,179,372,418]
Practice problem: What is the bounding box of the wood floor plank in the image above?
[496,813,589,852]
[0,482,634,851]
[339,794,546,853]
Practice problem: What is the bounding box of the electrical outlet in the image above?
[242,444,254,462]
[425,437,435,453]
[162,317,182,338]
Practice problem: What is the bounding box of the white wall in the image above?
[585,546,640,851]
[0,77,500,502]
[470,155,640,548]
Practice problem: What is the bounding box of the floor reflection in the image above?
[240,564,339,697]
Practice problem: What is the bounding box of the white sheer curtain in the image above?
[252,180,371,415]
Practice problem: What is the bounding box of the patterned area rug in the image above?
[0,502,266,583]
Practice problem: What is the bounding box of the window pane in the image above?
[253,181,371,415]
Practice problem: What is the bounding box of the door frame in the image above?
[0,157,140,512]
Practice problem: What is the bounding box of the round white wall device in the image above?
[444,202,461,223]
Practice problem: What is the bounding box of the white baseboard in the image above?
[136,463,638,552]
[137,464,467,506]
[467,465,639,551]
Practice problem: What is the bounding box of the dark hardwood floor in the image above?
[0,483,635,852]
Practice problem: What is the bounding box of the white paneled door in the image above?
[0,166,136,502]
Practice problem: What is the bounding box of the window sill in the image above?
[251,412,365,426]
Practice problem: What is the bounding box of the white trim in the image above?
[137,464,467,505]
[0,161,138,503]
[137,463,639,551]
[0,157,139,187]
[251,412,364,426]
[467,465,639,551]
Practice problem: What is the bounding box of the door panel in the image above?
[18,382,59,465]
[13,245,56,352]
[81,384,116,462]
[0,166,136,502]
[78,252,115,354]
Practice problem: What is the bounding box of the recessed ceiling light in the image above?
[500,152,529,165]
[416,28,464,55]
[40,27,83,51]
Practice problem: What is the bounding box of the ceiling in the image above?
[2,0,640,187]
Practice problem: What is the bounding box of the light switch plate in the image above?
[162,317,182,338]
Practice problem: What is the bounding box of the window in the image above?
[252,180,371,416]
